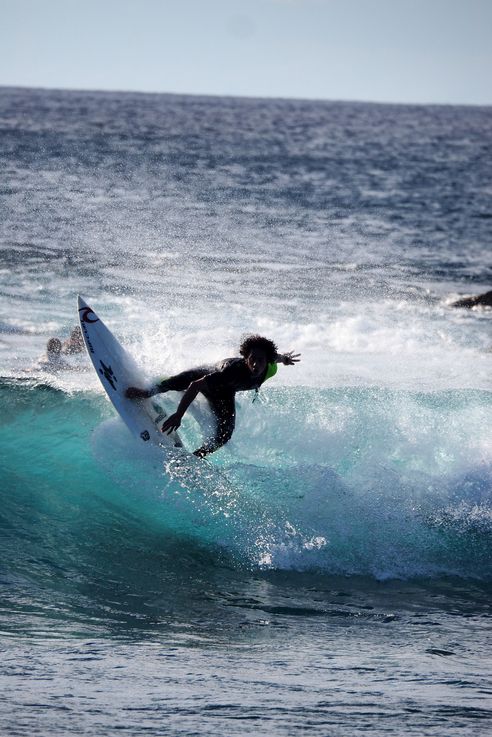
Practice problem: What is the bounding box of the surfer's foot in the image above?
[125,386,151,399]
[193,448,208,459]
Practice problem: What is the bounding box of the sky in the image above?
[1,0,491,105]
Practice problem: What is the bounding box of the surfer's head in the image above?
[47,338,62,355]
[240,335,277,377]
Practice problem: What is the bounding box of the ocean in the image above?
[0,86,491,735]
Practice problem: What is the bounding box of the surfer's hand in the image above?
[126,386,151,399]
[280,351,301,366]
[161,412,182,435]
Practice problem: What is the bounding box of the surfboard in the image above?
[77,296,183,450]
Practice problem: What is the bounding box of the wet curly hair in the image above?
[239,334,278,363]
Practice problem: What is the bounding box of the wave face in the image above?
[2,379,490,597]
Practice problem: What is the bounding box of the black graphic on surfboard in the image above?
[79,306,99,324]
[99,360,118,390]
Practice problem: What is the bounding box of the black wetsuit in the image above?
[156,358,267,455]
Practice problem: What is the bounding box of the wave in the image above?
[1,378,491,593]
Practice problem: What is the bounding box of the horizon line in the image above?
[1,83,490,111]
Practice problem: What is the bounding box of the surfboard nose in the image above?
[77,295,89,311]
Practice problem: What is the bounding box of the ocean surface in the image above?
[0,86,491,735]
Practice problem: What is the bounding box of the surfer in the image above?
[126,335,300,457]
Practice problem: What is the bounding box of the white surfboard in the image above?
[77,296,183,450]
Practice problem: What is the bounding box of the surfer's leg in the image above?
[156,367,209,393]
[128,367,210,400]
[193,396,236,458]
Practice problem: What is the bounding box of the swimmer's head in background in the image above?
[47,338,62,355]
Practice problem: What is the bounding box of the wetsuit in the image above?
[155,357,277,455]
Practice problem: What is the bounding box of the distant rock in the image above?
[451,290,492,308]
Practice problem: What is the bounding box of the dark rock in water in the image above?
[451,290,492,308]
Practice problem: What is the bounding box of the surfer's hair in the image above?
[239,335,278,363]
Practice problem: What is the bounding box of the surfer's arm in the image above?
[160,377,208,434]
[275,351,301,366]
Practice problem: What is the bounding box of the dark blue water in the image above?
[0,87,491,735]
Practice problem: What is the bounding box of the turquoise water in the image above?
[2,379,491,592]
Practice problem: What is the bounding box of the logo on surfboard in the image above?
[99,360,118,390]
[79,306,99,324]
